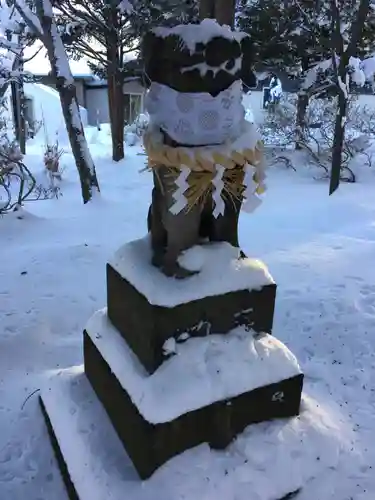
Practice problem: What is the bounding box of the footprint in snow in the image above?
[355,285,375,315]
[359,284,375,296]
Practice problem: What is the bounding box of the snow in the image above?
[362,55,375,81]
[14,0,43,35]
[40,368,351,500]
[85,308,301,423]
[1,129,375,499]
[110,237,274,307]
[19,83,88,144]
[118,0,133,14]
[302,59,333,90]
[349,57,366,87]
[182,57,242,78]
[302,55,375,92]
[50,20,75,85]
[153,19,244,53]
[338,76,348,99]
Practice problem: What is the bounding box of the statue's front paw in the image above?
[151,251,164,268]
[163,262,198,280]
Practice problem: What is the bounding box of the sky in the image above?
[23,42,137,76]
[24,44,92,76]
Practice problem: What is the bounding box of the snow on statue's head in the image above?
[142,20,258,97]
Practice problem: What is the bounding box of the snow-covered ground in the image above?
[1,128,375,500]
[244,90,375,124]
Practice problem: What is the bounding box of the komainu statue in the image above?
[143,20,266,278]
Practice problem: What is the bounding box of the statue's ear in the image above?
[239,35,257,89]
[242,69,258,90]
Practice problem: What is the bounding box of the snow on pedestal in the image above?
[85,308,301,424]
[40,367,339,500]
[109,236,274,308]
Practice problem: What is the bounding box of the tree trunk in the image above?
[37,5,100,203]
[7,34,26,153]
[106,7,125,162]
[295,91,309,150]
[11,77,26,154]
[329,0,370,195]
[0,81,9,100]
[107,66,125,162]
[58,84,100,202]
[18,80,26,154]
[199,0,215,19]
[215,0,236,27]
[330,78,347,195]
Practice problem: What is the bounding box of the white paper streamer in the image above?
[243,163,257,194]
[170,165,190,215]
[212,164,225,218]
[242,162,262,213]
[145,81,245,146]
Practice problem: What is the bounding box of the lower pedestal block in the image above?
[83,309,304,480]
[39,368,307,500]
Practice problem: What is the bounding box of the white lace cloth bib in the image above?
[145,81,245,146]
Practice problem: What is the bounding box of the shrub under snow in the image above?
[260,94,375,182]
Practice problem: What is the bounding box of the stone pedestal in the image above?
[40,237,304,492]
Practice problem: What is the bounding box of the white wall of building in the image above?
[85,80,146,126]
[243,91,266,124]
[85,87,108,126]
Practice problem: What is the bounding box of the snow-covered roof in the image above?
[25,82,61,99]
[32,71,96,81]
[85,76,144,88]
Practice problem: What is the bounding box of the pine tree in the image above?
[54,0,198,162]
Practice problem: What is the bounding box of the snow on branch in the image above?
[361,54,375,80]
[13,0,43,37]
[41,0,53,16]
[0,36,22,54]
[302,55,375,92]
[117,0,133,14]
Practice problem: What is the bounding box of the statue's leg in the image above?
[210,196,242,248]
[163,205,201,278]
[157,166,201,278]
[148,175,167,268]
[199,196,213,241]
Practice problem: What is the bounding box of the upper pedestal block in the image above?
[107,237,277,373]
